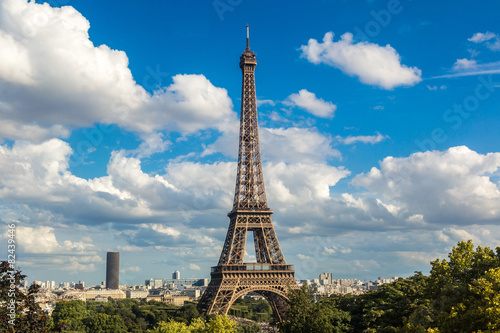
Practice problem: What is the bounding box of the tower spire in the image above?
[246,25,250,49]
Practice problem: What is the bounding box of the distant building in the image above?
[145,278,207,288]
[319,272,332,285]
[183,289,201,298]
[172,270,180,280]
[86,289,125,300]
[106,252,120,290]
[154,278,163,288]
[126,290,149,299]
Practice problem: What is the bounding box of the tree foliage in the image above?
[0,261,52,333]
[147,315,237,333]
[279,284,350,333]
[281,240,500,333]
[228,298,272,323]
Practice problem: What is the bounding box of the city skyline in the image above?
[1,0,500,286]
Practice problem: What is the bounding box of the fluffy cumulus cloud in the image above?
[300,32,422,89]
[453,58,478,71]
[260,127,340,163]
[0,139,232,226]
[15,225,102,273]
[353,146,500,225]
[0,0,234,142]
[0,137,348,234]
[265,162,350,205]
[286,89,337,118]
[203,125,340,163]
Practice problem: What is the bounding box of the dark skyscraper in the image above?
[106,252,119,290]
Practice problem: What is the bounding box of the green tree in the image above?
[279,284,350,333]
[360,272,430,332]
[149,315,236,333]
[177,303,200,324]
[468,267,500,332]
[0,261,51,333]
[425,240,500,332]
[83,312,127,333]
[148,320,191,333]
[51,299,88,332]
[236,321,261,333]
[205,315,238,333]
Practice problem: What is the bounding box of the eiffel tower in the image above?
[197,26,299,322]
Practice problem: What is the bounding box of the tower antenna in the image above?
[246,25,250,49]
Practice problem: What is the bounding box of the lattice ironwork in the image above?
[198,26,299,322]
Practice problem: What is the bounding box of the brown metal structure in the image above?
[197,27,299,322]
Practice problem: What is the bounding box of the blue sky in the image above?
[1,0,500,286]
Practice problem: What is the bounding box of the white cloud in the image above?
[261,127,341,163]
[0,30,34,84]
[150,224,181,237]
[336,133,389,145]
[296,254,311,260]
[286,89,336,118]
[17,226,62,254]
[445,227,480,244]
[117,245,143,252]
[300,32,422,89]
[15,225,101,274]
[132,132,171,158]
[342,193,368,212]
[257,99,276,107]
[265,162,350,205]
[203,126,340,164]
[468,32,497,43]
[434,61,500,78]
[426,85,447,91]
[353,146,500,225]
[453,58,478,71]
[468,32,500,51]
[322,247,336,255]
[0,0,234,142]
[0,140,233,226]
[189,263,201,271]
[121,266,141,273]
[395,251,441,265]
